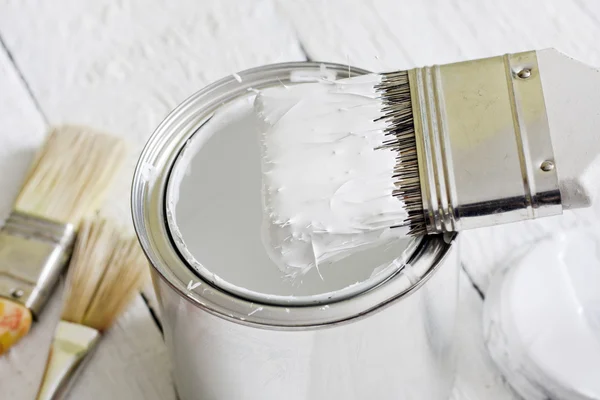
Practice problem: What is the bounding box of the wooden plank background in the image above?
[1,0,599,398]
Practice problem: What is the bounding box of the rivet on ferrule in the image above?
[541,160,555,172]
[517,68,532,79]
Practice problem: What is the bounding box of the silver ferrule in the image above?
[408,50,562,234]
[0,211,75,317]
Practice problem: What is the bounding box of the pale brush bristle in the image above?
[14,125,127,225]
[61,218,147,332]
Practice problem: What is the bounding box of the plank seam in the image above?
[140,292,163,335]
[461,262,485,300]
[0,33,49,126]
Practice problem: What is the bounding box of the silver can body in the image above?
[153,249,458,400]
[132,62,460,400]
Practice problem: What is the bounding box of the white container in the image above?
[483,227,600,400]
[132,62,460,400]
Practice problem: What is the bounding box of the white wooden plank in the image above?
[452,272,516,400]
[0,43,47,219]
[0,36,59,400]
[0,282,63,399]
[369,0,600,66]
[0,40,176,399]
[67,296,175,400]
[277,0,414,71]
[279,0,600,70]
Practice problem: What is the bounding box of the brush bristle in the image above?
[14,125,127,225]
[61,218,147,332]
[376,71,425,235]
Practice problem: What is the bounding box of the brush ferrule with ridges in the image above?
[408,51,562,234]
[0,211,75,317]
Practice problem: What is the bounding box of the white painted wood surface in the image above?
[0,0,598,398]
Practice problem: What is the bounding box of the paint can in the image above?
[132,62,460,400]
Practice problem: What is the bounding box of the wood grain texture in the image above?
[0,39,59,399]
[0,42,47,218]
[0,284,63,399]
[2,0,600,398]
[66,296,175,400]
[278,0,600,68]
[452,272,515,400]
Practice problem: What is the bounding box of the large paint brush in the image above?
[256,49,600,275]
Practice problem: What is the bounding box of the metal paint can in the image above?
[132,62,459,400]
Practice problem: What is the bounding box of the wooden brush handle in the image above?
[0,298,32,354]
[36,321,100,400]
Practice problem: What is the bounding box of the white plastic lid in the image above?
[483,228,600,400]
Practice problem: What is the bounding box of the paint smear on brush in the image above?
[255,74,409,276]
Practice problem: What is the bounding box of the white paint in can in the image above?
[166,91,416,304]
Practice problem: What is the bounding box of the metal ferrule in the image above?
[0,211,75,317]
[408,50,562,234]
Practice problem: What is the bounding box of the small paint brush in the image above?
[36,218,147,400]
[0,125,126,354]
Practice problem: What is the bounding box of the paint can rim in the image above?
[132,61,457,328]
